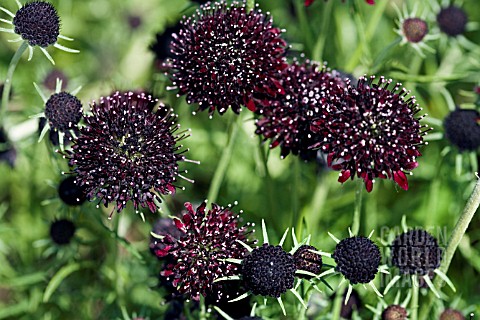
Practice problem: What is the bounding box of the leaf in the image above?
[43,263,90,302]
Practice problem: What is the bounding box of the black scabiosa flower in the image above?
[0,1,79,64]
[167,1,288,115]
[332,236,381,285]
[390,229,442,276]
[293,244,323,279]
[255,60,345,159]
[50,218,76,245]
[66,91,192,215]
[444,108,480,151]
[43,69,68,91]
[45,92,83,132]
[58,176,86,206]
[436,6,468,37]
[311,76,427,192]
[382,305,407,320]
[154,202,253,301]
[241,244,296,298]
[12,1,59,47]
[440,309,465,320]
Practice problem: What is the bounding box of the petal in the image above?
[246,99,256,112]
[174,217,185,230]
[366,0,375,4]
[393,171,409,190]
[305,0,315,6]
[338,170,351,183]
[364,178,373,193]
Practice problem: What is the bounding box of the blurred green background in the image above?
[0,0,479,318]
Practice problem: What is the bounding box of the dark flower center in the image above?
[50,219,76,245]
[443,108,480,151]
[45,92,83,132]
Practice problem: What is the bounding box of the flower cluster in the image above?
[67,91,189,214]
[154,202,253,301]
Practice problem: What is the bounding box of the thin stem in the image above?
[312,0,333,62]
[292,157,301,231]
[206,115,241,205]
[258,140,277,223]
[246,0,255,11]
[1,41,29,129]
[331,285,346,320]
[352,179,363,235]
[411,275,419,320]
[419,177,480,320]
[294,0,315,55]
[199,295,207,320]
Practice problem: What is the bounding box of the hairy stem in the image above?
[206,115,241,205]
[419,177,480,320]
[352,179,363,235]
[411,275,419,320]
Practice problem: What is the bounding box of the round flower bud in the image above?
[390,229,442,275]
[58,176,86,206]
[402,18,428,43]
[293,245,323,279]
[440,309,465,320]
[332,236,381,284]
[50,219,76,245]
[436,6,468,37]
[382,305,408,320]
[241,244,296,298]
[444,109,480,151]
[45,92,83,132]
[13,1,60,47]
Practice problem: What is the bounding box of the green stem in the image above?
[258,140,277,223]
[199,295,207,320]
[312,0,333,62]
[411,275,419,320]
[292,157,301,231]
[1,41,29,129]
[331,285,346,320]
[345,0,389,72]
[419,177,480,320]
[246,0,255,11]
[352,180,363,235]
[294,0,315,55]
[206,115,241,205]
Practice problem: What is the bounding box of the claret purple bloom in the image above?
[166,0,288,115]
[154,201,254,301]
[311,76,427,192]
[66,91,192,215]
[255,60,345,159]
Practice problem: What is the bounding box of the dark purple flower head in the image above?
[156,202,253,301]
[382,305,408,320]
[45,92,83,132]
[443,108,480,151]
[311,76,426,192]
[437,6,468,37]
[241,244,296,298]
[58,176,87,206]
[167,1,288,115]
[13,1,60,47]
[402,18,428,43]
[390,229,442,275]
[67,91,189,215]
[50,218,76,245]
[255,60,345,159]
[440,309,465,320]
[293,244,323,279]
[332,236,381,284]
